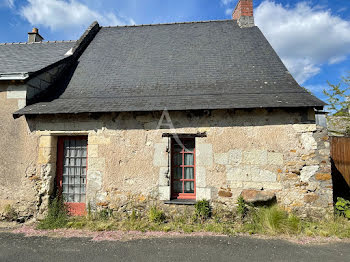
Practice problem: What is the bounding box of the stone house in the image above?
[0,0,333,219]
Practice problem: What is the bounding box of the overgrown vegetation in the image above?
[3,204,18,221]
[236,196,248,219]
[35,197,350,239]
[335,197,350,219]
[37,196,68,229]
[194,200,211,222]
[148,206,166,224]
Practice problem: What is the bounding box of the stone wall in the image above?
[27,108,333,216]
[0,83,38,219]
[327,116,350,136]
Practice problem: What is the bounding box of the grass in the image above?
[37,200,350,239]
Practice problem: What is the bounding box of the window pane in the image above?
[173,167,182,180]
[173,153,182,166]
[184,167,194,179]
[173,181,183,193]
[184,181,194,193]
[184,154,194,165]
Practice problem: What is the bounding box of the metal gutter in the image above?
[0,72,29,80]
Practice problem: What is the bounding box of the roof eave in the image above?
[0,72,29,80]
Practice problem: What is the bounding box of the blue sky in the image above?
[0,0,349,104]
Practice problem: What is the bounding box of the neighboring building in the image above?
[1,0,333,219]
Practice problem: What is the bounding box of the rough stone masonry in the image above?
[16,108,332,218]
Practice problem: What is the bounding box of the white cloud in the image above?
[1,0,14,8]
[255,1,350,84]
[221,0,235,5]
[20,0,134,31]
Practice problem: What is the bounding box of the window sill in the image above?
[164,199,196,205]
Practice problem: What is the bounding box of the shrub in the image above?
[335,197,350,219]
[37,196,68,229]
[3,204,18,221]
[236,196,248,218]
[148,206,166,224]
[195,200,211,222]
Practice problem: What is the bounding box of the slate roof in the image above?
[15,20,325,116]
[0,41,75,74]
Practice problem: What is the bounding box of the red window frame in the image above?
[56,136,88,216]
[171,138,196,200]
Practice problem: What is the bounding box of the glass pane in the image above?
[173,167,182,180]
[183,140,195,152]
[74,185,81,194]
[74,176,80,184]
[184,181,194,193]
[82,147,87,157]
[67,194,74,202]
[62,176,68,184]
[173,154,182,166]
[81,177,86,185]
[184,154,194,165]
[76,158,81,166]
[69,158,75,166]
[81,185,86,193]
[184,167,194,179]
[63,185,68,193]
[173,181,183,193]
[81,167,86,176]
[173,142,183,153]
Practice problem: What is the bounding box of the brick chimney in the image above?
[28,28,44,43]
[232,0,255,28]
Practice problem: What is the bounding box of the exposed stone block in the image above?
[158,186,170,201]
[39,136,57,148]
[88,157,105,171]
[227,166,258,181]
[196,187,211,200]
[241,189,276,204]
[196,144,213,167]
[229,149,242,166]
[315,173,332,181]
[88,136,111,145]
[267,152,283,165]
[196,166,206,187]
[252,170,277,182]
[301,133,317,151]
[218,189,232,198]
[292,124,317,133]
[304,193,319,203]
[17,99,26,109]
[6,85,27,99]
[214,153,229,165]
[242,150,267,165]
[153,143,168,167]
[38,147,56,164]
[300,165,319,182]
[87,144,99,158]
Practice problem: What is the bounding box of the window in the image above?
[56,136,88,216]
[171,138,196,199]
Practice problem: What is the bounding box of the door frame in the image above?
[56,136,88,216]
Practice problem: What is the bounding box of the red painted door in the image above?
[171,138,196,200]
[57,136,88,216]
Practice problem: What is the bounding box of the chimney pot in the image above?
[232,0,255,28]
[28,27,44,43]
